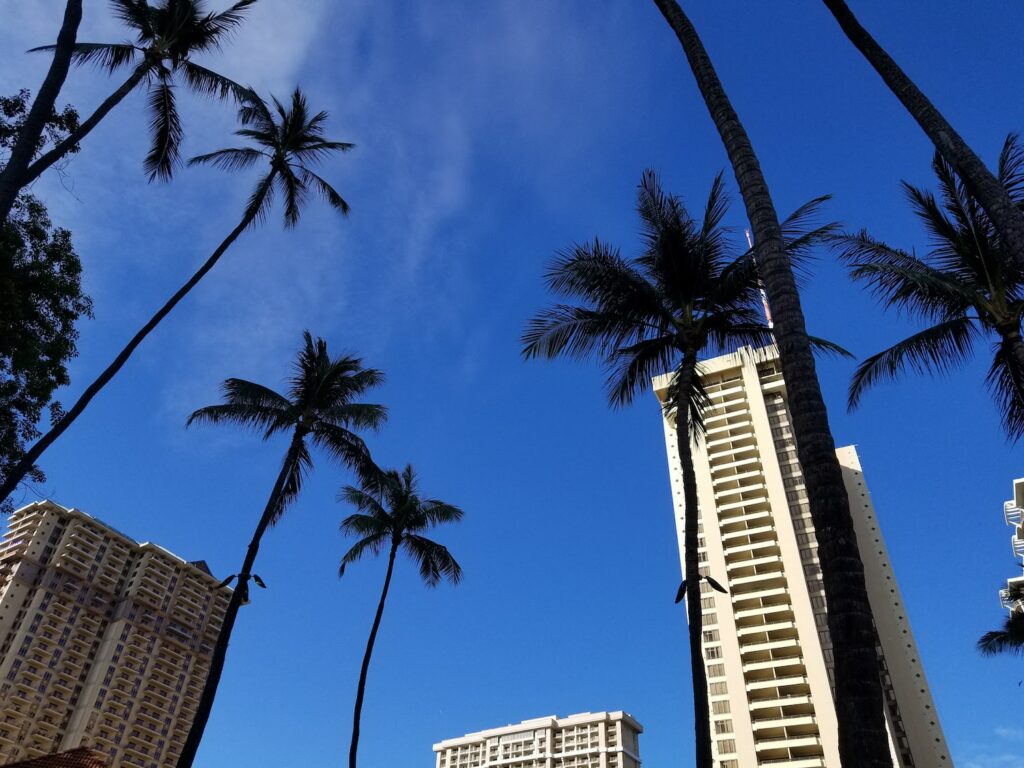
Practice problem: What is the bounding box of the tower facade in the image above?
[0,501,230,767]
[433,711,642,768]
[654,347,951,768]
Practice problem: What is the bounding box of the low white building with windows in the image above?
[433,711,641,768]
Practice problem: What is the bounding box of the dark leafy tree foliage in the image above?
[837,135,1024,439]
[0,92,91,513]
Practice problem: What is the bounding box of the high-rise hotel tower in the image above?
[0,500,230,767]
[654,347,951,768]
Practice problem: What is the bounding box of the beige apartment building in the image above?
[433,711,641,768]
[654,346,951,768]
[999,478,1024,615]
[0,500,230,767]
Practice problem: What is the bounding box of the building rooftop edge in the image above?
[432,711,642,751]
[9,500,229,588]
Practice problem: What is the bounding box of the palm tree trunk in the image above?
[821,0,1024,272]
[0,198,263,507]
[0,0,83,224]
[18,62,150,191]
[650,3,892,766]
[175,429,306,768]
[349,542,398,768]
[674,357,713,768]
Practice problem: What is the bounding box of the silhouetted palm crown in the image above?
[36,0,257,179]
[522,169,839,427]
[190,88,353,226]
[339,465,463,586]
[836,135,1024,438]
[188,331,386,521]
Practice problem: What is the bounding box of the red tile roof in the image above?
[2,748,108,768]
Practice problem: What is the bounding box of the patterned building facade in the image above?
[655,346,951,768]
[0,501,230,767]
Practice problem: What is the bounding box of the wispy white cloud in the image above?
[960,727,1024,768]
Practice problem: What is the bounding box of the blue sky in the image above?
[3,2,1024,766]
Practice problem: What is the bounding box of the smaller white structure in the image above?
[1001,479,1024,612]
[433,711,642,768]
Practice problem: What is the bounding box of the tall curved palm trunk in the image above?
[0,0,83,224]
[821,0,1024,273]
[349,542,398,768]
[673,356,713,768]
[0,202,262,506]
[177,429,305,768]
[20,63,150,192]
[650,2,891,765]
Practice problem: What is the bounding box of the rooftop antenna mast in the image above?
[746,228,774,330]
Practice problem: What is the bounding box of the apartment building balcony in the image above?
[1006,501,1023,526]
[733,589,790,612]
[755,734,822,752]
[758,757,826,768]
[751,715,817,732]
[727,552,782,575]
[746,675,808,692]
[722,524,775,544]
[1001,575,1024,608]
[1013,535,1024,558]
[749,694,813,712]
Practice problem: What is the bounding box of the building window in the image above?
[714,720,733,734]
[712,701,730,715]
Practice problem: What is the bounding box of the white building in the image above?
[433,711,642,768]
[654,346,951,768]
[1000,478,1024,612]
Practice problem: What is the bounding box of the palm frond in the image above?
[276,165,307,227]
[605,335,678,408]
[178,59,247,100]
[848,317,981,410]
[274,438,312,523]
[339,531,389,577]
[807,335,854,358]
[144,79,183,180]
[999,133,1024,205]
[419,501,465,527]
[186,378,291,437]
[110,0,156,35]
[196,0,259,47]
[402,534,463,587]
[243,170,276,225]
[299,167,350,215]
[310,423,371,470]
[188,146,265,171]
[32,42,141,72]
[835,230,978,320]
[978,611,1024,656]
[986,337,1024,441]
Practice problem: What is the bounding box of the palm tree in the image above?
[339,464,463,768]
[16,0,256,192]
[522,169,840,768]
[0,0,83,224]
[837,135,1024,438]
[649,2,893,764]
[0,88,353,507]
[178,331,386,768]
[821,0,1024,275]
[979,578,1024,658]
